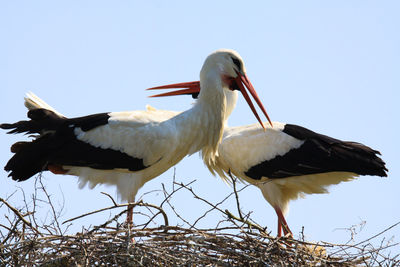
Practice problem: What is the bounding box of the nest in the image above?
[1,176,399,266]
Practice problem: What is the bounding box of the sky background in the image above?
[1,1,399,253]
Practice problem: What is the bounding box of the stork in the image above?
[1,49,271,224]
[149,80,388,237]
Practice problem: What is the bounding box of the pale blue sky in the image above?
[1,1,399,250]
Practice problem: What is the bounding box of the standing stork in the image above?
[149,80,388,237]
[1,49,271,224]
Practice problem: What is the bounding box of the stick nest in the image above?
[1,176,399,266]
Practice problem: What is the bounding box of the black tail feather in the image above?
[5,137,51,181]
[2,108,146,182]
[1,109,65,181]
[10,141,30,153]
[0,109,64,135]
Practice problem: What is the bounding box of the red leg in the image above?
[126,204,133,227]
[274,207,292,237]
[277,217,282,237]
[126,204,136,243]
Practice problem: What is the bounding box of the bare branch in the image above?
[0,197,41,235]
[100,191,118,206]
[228,170,243,220]
[62,201,168,227]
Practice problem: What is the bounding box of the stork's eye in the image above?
[231,57,242,72]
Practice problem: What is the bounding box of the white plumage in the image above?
[208,123,356,206]
[25,95,206,203]
[25,93,183,201]
[207,122,360,236]
[145,79,387,237]
[2,49,270,224]
[19,50,388,236]
[25,94,202,202]
[25,92,181,202]
[23,93,362,236]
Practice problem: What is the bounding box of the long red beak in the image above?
[147,81,200,97]
[235,71,273,128]
[147,74,272,129]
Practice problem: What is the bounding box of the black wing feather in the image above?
[245,124,388,180]
[1,109,147,182]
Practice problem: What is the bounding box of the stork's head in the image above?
[147,49,272,128]
[200,49,246,85]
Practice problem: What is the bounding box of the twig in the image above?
[161,183,193,228]
[224,209,267,234]
[353,221,400,248]
[0,197,41,235]
[101,192,118,206]
[63,201,169,227]
[87,209,127,234]
[37,175,63,235]
[228,170,243,220]
[331,220,400,257]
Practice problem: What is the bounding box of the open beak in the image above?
[147,81,200,98]
[147,74,272,129]
[234,71,273,128]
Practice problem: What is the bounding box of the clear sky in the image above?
[1,1,399,251]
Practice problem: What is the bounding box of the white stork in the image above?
[149,81,388,237]
[1,49,271,224]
